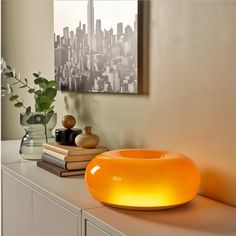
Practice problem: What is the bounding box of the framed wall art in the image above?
[54,0,149,94]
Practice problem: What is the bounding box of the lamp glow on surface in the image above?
[85,149,201,210]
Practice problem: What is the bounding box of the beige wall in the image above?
[2,0,236,207]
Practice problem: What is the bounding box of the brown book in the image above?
[43,142,108,156]
[37,160,85,177]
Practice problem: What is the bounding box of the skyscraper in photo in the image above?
[96,19,103,51]
[96,19,102,34]
[87,0,94,51]
[70,31,74,46]
[63,27,69,46]
[83,24,86,33]
[117,23,123,37]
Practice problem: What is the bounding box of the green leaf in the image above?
[34,77,48,85]
[35,96,51,110]
[26,114,44,124]
[34,77,44,84]
[34,77,48,90]
[38,82,48,90]
[33,73,39,78]
[43,88,57,100]
[14,102,23,108]
[9,95,19,101]
[47,81,56,88]
[25,106,31,116]
[1,86,7,91]
[4,72,14,77]
[43,111,54,125]
[28,88,35,93]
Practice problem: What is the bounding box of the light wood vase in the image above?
[75,126,100,148]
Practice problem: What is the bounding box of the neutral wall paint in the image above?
[2,0,236,207]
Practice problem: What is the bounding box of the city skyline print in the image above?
[54,0,139,94]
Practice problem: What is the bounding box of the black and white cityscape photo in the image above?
[54,0,138,93]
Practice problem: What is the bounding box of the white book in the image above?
[43,142,108,156]
[43,148,101,162]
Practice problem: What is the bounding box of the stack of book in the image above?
[37,142,108,177]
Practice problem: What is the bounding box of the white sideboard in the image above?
[2,140,236,236]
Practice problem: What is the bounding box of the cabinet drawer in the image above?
[85,220,111,236]
[2,171,33,236]
[33,191,78,236]
[82,212,125,236]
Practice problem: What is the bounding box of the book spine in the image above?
[43,148,98,162]
[42,153,66,170]
[66,161,90,170]
[43,149,67,161]
[43,143,67,155]
[61,170,85,177]
[43,142,109,156]
[37,161,86,177]
[37,161,62,177]
[69,148,109,155]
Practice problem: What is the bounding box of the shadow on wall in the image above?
[63,93,95,126]
[62,92,147,149]
[115,129,145,149]
[200,168,235,207]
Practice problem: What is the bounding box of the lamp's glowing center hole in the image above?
[115,150,167,159]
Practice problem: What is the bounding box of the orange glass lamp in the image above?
[85,149,201,210]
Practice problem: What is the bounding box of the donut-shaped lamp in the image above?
[85,149,201,210]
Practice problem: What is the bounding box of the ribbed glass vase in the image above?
[19,113,57,160]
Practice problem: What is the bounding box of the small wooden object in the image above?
[75,126,100,148]
[55,115,82,145]
[62,115,76,129]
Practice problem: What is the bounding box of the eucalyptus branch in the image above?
[8,93,33,116]
[12,75,32,90]
[1,59,57,143]
[15,98,28,110]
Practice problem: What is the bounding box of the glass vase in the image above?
[19,113,57,160]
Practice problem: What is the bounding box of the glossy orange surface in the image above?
[85,149,201,210]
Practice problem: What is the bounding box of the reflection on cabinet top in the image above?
[83,196,236,236]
